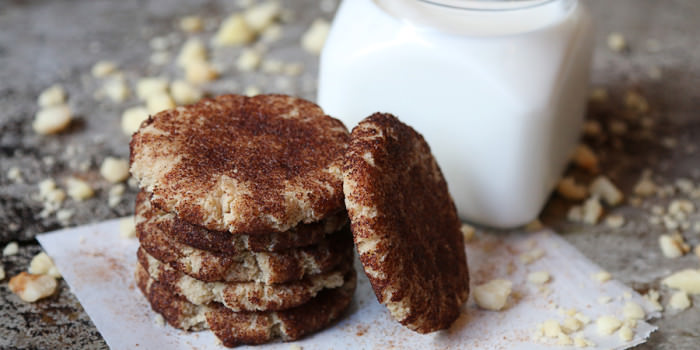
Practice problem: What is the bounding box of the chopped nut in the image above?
[473,279,512,311]
[283,62,304,76]
[605,214,625,228]
[33,105,72,135]
[644,289,663,312]
[573,335,595,348]
[38,84,67,107]
[668,291,691,310]
[29,252,61,278]
[177,38,208,68]
[567,205,583,222]
[633,176,656,197]
[7,166,22,183]
[519,248,545,264]
[9,272,58,302]
[121,106,149,135]
[261,59,284,74]
[301,18,330,55]
[669,199,695,215]
[3,242,19,256]
[607,32,627,52]
[573,144,598,173]
[179,16,203,33]
[91,61,118,78]
[170,80,203,106]
[119,216,136,238]
[574,312,591,325]
[561,317,583,333]
[582,196,603,224]
[213,13,255,46]
[619,325,634,341]
[675,178,694,194]
[590,176,624,206]
[557,177,588,200]
[108,184,126,207]
[66,177,94,201]
[542,319,562,338]
[527,271,550,285]
[136,77,169,100]
[261,23,283,42]
[659,234,687,258]
[103,77,130,102]
[154,314,166,327]
[592,271,612,283]
[100,157,130,183]
[146,92,176,114]
[556,333,573,346]
[236,48,262,72]
[56,208,74,223]
[244,86,261,96]
[460,223,475,242]
[623,301,645,320]
[185,60,219,84]
[662,269,700,294]
[596,315,622,335]
[243,1,280,31]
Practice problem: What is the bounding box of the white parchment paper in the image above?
[37,218,658,350]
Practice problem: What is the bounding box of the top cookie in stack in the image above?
[129,94,356,347]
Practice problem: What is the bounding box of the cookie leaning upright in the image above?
[130,94,349,234]
[343,113,469,333]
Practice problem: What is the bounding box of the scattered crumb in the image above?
[33,105,72,135]
[541,319,562,338]
[150,51,170,66]
[607,32,627,52]
[668,291,691,310]
[119,216,136,239]
[103,77,131,102]
[146,92,176,114]
[261,59,284,74]
[29,252,61,278]
[56,208,74,223]
[100,157,130,183]
[644,289,664,312]
[527,271,550,285]
[556,333,572,346]
[561,317,583,333]
[623,301,645,320]
[177,38,208,68]
[590,176,623,206]
[659,234,687,258]
[7,167,23,183]
[244,86,261,96]
[236,48,262,72]
[91,61,118,78]
[669,199,695,216]
[574,312,591,325]
[136,77,169,100]
[170,80,203,106]
[65,177,94,201]
[662,269,700,294]
[596,315,622,335]
[592,271,612,283]
[213,13,255,46]
[557,176,588,200]
[609,120,627,135]
[3,242,19,256]
[581,196,603,224]
[473,279,512,311]
[634,176,656,197]
[619,325,634,341]
[573,144,599,173]
[289,345,303,350]
[185,60,219,84]
[567,205,583,222]
[179,16,203,33]
[121,106,149,135]
[301,18,330,55]
[573,335,595,348]
[9,272,58,302]
[154,313,166,326]
[108,184,126,207]
[38,84,67,107]
[519,248,545,264]
[261,23,283,42]
[605,214,625,228]
[283,62,304,76]
[243,1,280,32]
[460,223,475,242]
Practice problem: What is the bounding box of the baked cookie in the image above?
[130,94,349,234]
[135,191,348,254]
[138,247,351,312]
[342,113,469,333]
[136,264,356,347]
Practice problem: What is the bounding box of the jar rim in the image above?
[417,0,560,12]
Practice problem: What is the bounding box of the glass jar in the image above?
[318,0,594,228]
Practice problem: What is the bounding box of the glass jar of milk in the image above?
[318,0,594,228]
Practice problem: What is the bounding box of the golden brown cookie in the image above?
[135,263,356,347]
[343,113,469,333]
[130,94,349,234]
[135,190,348,253]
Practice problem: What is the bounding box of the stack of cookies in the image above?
[129,94,356,347]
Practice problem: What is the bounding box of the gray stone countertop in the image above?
[0,0,698,348]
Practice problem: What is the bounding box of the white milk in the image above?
[318,0,594,228]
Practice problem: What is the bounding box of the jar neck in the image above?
[374,0,577,36]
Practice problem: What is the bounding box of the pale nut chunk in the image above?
[179,15,203,33]
[557,176,588,200]
[541,319,563,338]
[9,272,57,302]
[213,13,255,46]
[4,242,19,256]
[261,24,283,42]
[301,18,330,55]
[38,84,67,107]
[460,223,475,242]
[66,177,94,201]
[121,106,149,135]
[243,1,280,31]
[185,60,219,84]
[119,216,136,239]
[170,80,203,106]
[261,59,284,74]
[573,335,595,348]
[100,157,130,183]
[473,279,512,311]
[146,92,176,114]
[244,86,261,96]
[605,214,625,228]
[618,325,634,342]
[596,315,622,335]
[91,61,118,78]
[582,196,603,224]
[661,269,700,294]
[668,291,691,310]
[527,271,550,285]
[33,105,72,135]
[56,208,74,223]
[177,38,208,68]
[38,178,66,204]
[236,48,262,72]
[573,144,598,173]
[7,167,22,183]
[136,77,169,100]
[607,32,627,52]
[561,317,583,334]
[556,333,573,346]
[644,289,664,312]
[659,234,686,258]
[583,120,602,136]
[103,77,130,102]
[590,176,623,206]
[591,270,612,283]
[519,248,545,264]
[633,176,656,197]
[668,199,695,215]
[29,252,61,278]
[622,301,645,320]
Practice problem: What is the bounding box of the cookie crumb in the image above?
[596,315,622,335]
[301,18,330,55]
[119,216,136,239]
[3,242,19,256]
[473,279,512,311]
[460,223,475,242]
[668,291,691,310]
[607,32,627,52]
[33,105,72,135]
[557,176,588,200]
[527,271,550,285]
[100,157,130,183]
[9,272,58,302]
[592,271,612,283]
[662,269,700,294]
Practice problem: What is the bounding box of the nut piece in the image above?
[9,272,58,302]
[473,279,512,311]
[519,248,545,264]
[622,301,645,320]
[590,176,623,206]
[557,177,588,201]
[582,196,603,224]
[170,80,203,106]
[3,242,19,256]
[103,77,130,102]
[668,291,691,310]
[607,32,627,52]
[38,84,67,107]
[633,176,656,197]
[618,325,634,342]
[236,48,262,72]
[605,214,625,228]
[33,105,72,135]
[644,289,664,312]
[561,317,583,333]
[595,315,622,335]
[301,18,330,55]
[527,271,550,285]
[573,335,595,348]
[213,13,255,46]
[136,77,169,100]
[179,16,203,33]
[659,234,687,258]
[121,106,150,135]
[66,177,94,201]
[100,157,130,183]
[177,38,208,68]
[243,1,280,32]
[592,271,612,283]
[460,223,475,242]
[573,144,598,173]
[146,92,176,114]
[185,61,219,84]
[661,269,700,294]
[29,252,61,278]
[542,319,563,337]
[91,61,118,78]
[119,216,136,239]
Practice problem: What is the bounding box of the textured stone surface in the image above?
[0,0,698,348]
